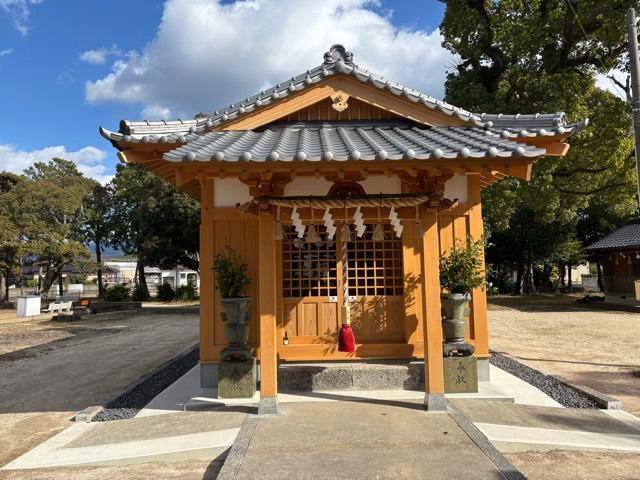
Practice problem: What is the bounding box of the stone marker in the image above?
[444,356,478,394]
[218,358,257,398]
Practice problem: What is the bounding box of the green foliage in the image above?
[156,282,176,302]
[439,237,486,295]
[440,0,637,293]
[68,274,88,284]
[105,284,130,301]
[131,283,150,301]
[214,246,251,298]
[108,164,200,272]
[26,279,38,288]
[1,159,94,294]
[176,283,199,301]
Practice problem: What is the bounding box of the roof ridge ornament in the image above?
[324,44,354,66]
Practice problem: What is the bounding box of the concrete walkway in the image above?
[451,400,640,454]
[1,410,248,471]
[220,400,518,480]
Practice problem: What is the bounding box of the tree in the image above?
[75,183,113,297]
[108,164,200,299]
[3,159,94,296]
[440,0,637,293]
[0,173,21,302]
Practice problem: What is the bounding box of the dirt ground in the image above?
[0,306,199,475]
[489,295,640,479]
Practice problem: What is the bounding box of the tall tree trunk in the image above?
[58,271,64,297]
[0,273,6,303]
[541,263,552,291]
[596,257,604,292]
[559,263,566,289]
[567,264,573,290]
[41,265,62,298]
[515,261,524,295]
[95,237,104,298]
[136,257,149,300]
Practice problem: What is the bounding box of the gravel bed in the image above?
[93,346,199,421]
[490,351,599,409]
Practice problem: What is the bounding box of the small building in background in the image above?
[587,219,640,298]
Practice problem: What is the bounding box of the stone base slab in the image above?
[444,356,478,393]
[278,362,424,392]
[218,358,257,399]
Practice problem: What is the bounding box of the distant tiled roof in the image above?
[587,221,640,251]
[161,121,546,163]
[100,44,588,151]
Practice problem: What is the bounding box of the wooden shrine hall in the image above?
[101,44,586,411]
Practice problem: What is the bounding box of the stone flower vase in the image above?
[441,293,475,357]
[220,297,252,361]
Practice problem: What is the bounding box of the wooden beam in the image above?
[420,207,446,410]
[199,178,216,367]
[467,175,489,359]
[258,211,278,399]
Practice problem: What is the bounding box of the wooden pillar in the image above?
[468,175,489,359]
[420,207,446,411]
[199,178,216,384]
[258,210,278,412]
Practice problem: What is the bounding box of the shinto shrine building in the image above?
[101,44,586,410]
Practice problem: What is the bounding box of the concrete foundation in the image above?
[478,357,490,382]
[200,362,218,388]
[257,397,280,416]
[424,393,447,412]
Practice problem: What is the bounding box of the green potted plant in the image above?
[439,237,485,349]
[214,246,252,361]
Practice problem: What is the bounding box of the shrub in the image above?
[213,246,251,298]
[131,283,150,301]
[69,274,88,284]
[26,279,38,288]
[105,284,130,301]
[157,282,176,302]
[176,283,199,301]
[439,236,485,295]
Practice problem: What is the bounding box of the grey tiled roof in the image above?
[100,44,588,146]
[587,222,640,251]
[161,121,546,162]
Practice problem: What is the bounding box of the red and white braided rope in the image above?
[342,236,350,325]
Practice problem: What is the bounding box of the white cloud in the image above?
[0,48,13,57]
[79,44,122,65]
[0,0,42,35]
[0,144,113,184]
[596,69,629,101]
[85,0,456,120]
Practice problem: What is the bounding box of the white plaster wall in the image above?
[443,174,468,204]
[284,177,333,196]
[359,175,402,194]
[214,178,251,207]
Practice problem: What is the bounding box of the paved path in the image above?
[451,400,640,453]
[0,308,198,469]
[222,400,516,480]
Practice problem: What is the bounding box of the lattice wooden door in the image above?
[281,223,404,345]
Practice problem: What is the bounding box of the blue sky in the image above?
[0,0,448,182]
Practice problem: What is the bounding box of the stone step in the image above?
[277,362,424,392]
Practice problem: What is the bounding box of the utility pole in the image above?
[627,8,640,204]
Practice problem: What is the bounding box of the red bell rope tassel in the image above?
[339,309,356,352]
[338,219,356,353]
